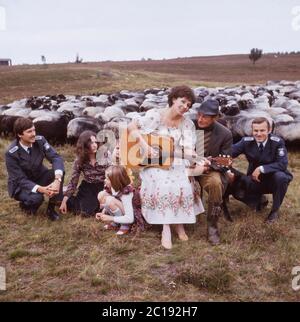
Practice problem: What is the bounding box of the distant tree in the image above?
[75,53,83,64]
[249,48,263,65]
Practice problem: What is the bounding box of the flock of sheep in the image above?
[1,80,300,145]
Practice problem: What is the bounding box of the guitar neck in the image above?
[172,149,206,164]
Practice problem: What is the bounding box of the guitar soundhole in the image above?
[141,145,164,166]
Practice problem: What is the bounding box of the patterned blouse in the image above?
[64,152,111,197]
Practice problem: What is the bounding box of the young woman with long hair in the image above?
[59,130,111,216]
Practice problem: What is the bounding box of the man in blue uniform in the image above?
[5,118,64,221]
[232,117,293,223]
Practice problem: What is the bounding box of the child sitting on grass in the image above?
[96,165,136,235]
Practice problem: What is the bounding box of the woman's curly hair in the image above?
[168,85,196,107]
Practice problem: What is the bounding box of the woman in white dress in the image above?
[128,86,205,249]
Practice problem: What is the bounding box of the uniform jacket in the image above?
[232,134,293,178]
[5,135,64,198]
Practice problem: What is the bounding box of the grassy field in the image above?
[0,140,299,301]
[0,55,300,301]
[1,53,300,105]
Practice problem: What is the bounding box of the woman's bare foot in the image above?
[161,224,172,249]
[174,224,189,241]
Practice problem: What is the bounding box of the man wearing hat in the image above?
[194,99,233,245]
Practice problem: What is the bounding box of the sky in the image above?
[0,0,300,65]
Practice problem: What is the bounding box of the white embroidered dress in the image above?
[137,108,204,224]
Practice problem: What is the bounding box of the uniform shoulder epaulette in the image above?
[270,136,281,142]
[43,142,51,150]
[9,146,19,154]
[244,137,254,142]
[36,136,43,140]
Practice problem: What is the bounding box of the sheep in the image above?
[275,123,300,142]
[33,111,75,145]
[2,82,300,145]
[103,116,132,140]
[124,98,140,112]
[221,110,273,140]
[0,105,10,114]
[29,110,61,121]
[83,106,105,117]
[8,99,27,110]
[92,95,110,107]
[0,115,21,137]
[221,101,240,116]
[2,107,32,118]
[67,116,106,144]
[57,102,84,117]
[95,104,126,123]
[253,96,270,110]
[144,88,164,95]
[140,99,167,112]
[268,107,289,117]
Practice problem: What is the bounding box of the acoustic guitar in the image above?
[119,130,174,169]
[119,129,232,170]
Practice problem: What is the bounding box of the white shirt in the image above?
[111,188,134,224]
[19,141,32,154]
[256,139,268,173]
[256,139,268,149]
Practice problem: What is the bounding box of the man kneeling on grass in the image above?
[5,118,64,221]
[232,117,293,223]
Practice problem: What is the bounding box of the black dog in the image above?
[221,168,268,222]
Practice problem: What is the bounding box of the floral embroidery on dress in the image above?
[141,189,194,216]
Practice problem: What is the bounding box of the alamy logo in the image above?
[291,6,300,31]
[292,266,300,291]
[0,266,6,291]
[0,6,6,31]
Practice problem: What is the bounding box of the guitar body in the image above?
[119,129,174,170]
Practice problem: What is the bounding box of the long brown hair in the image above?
[76,130,97,167]
[105,165,131,192]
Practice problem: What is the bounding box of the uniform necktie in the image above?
[259,143,264,153]
[28,147,32,155]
